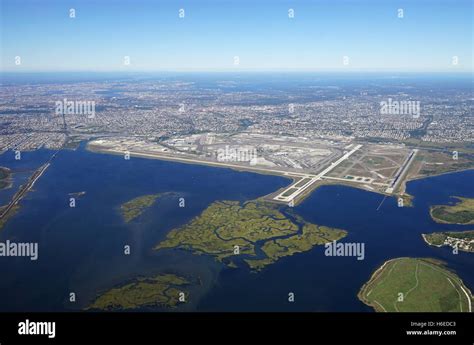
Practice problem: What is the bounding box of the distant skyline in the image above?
[0,0,472,73]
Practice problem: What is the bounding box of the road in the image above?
[0,151,57,220]
[0,163,50,219]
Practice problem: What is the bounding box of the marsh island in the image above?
[430,197,474,225]
[155,200,347,270]
[120,192,177,223]
[87,273,190,310]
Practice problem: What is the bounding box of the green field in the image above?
[430,197,474,225]
[281,188,298,197]
[358,258,473,312]
[87,274,190,310]
[423,232,450,246]
[155,200,347,270]
[294,178,311,188]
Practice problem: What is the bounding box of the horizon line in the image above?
[1,69,472,75]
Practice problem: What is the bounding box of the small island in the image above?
[120,193,179,223]
[155,200,347,271]
[120,194,160,223]
[358,257,473,312]
[87,273,190,310]
[430,197,474,225]
[120,192,179,223]
[422,230,474,253]
[68,191,86,198]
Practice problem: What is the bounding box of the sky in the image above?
[0,0,472,72]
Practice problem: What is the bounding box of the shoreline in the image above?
[357,258,399,312]
[421,233,444,248]
[87,142,473,208]
[407,167,474,182]
[0,150,57,230]
[87,143,398,205]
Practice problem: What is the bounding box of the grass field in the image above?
[294,178,311,188]
[358,258,473,312]
[281,188,298,197]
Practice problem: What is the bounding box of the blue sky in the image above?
[0,0,472,72]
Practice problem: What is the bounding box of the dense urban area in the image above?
[0,76,472,152]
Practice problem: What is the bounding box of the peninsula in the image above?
[422,230,474,253]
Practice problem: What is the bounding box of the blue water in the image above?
[0,145,472,312]
[200,170,474,311]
